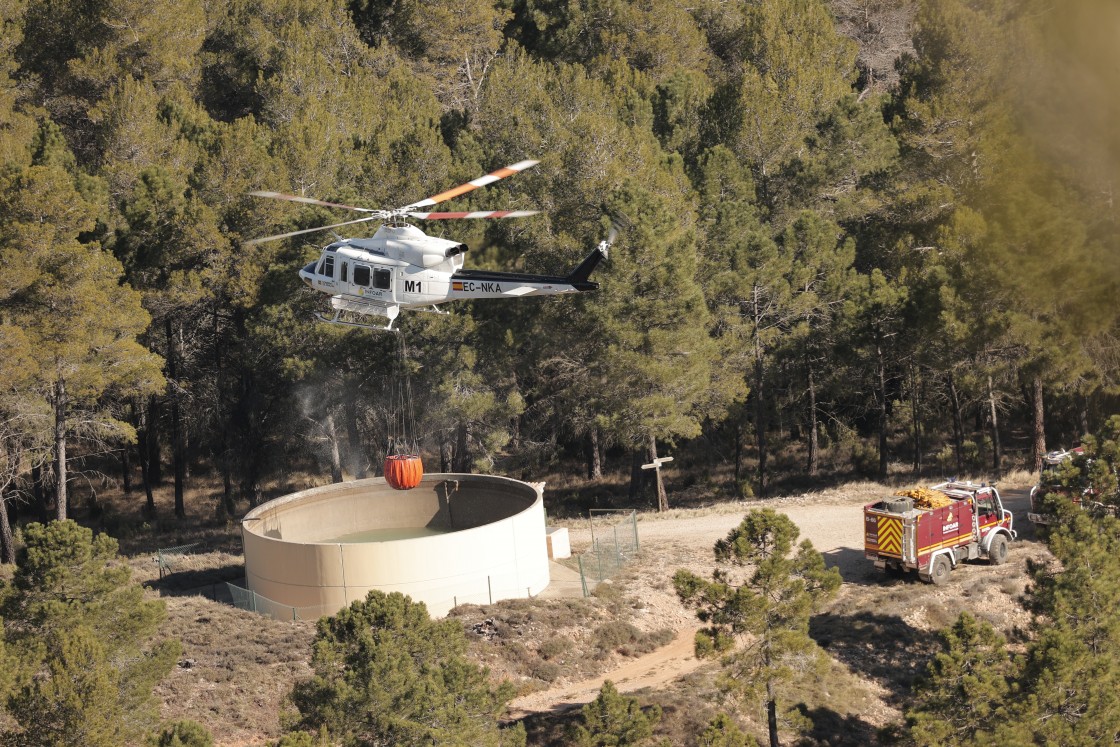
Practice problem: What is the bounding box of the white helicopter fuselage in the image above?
[298,223,605,329]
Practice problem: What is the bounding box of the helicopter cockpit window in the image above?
[318,255,335,279]
[353,264,371,286]
[373,268,391,290]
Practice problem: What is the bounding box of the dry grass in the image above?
[153,596,315,746]
[23,462,1049,746]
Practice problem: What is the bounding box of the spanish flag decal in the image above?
[452,281,464,291]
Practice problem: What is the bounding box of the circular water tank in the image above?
[241,473,550,619]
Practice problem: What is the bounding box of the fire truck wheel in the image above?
[930,555,951,585]
[988,534,1009,565]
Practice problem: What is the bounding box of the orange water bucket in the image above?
[384,454,424,490]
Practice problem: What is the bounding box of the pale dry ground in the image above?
[508,481,1046,728]
[137,477,1046,744]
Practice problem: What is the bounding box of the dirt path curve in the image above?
[507,487,1033,718]
[507,496,874,717]
[506,625,703,717]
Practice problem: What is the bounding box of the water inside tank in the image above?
[319,526,449,543]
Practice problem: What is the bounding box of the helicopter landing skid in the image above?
[321,298,401,331]
[317,311,399,331]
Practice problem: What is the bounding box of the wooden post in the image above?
[641,456,673,512]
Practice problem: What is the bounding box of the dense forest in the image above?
[1,0,1118,551]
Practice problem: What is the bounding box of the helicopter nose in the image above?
[299,261,317,287]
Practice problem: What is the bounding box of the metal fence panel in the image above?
[578,509,639,593]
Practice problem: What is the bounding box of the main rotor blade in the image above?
[403,210,540,220]
[249,191,381,214]
[399,160,539,212]
[244,215,382,245]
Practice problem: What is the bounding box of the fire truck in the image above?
[864,481,1017,584]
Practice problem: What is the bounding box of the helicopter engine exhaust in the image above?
[445,243,468,258]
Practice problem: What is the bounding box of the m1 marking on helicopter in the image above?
[248,159,618,331]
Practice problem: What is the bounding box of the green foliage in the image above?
[1009,509,1120,745]
[674,509,840,745]
[151,720,214,747]
[0,521,180,745]
[286,590,515,746]
[273,726,330,747]
[905,612,1014,746]
[698,712,758,747]
[569,680,662,747]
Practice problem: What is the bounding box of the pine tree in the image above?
[674,509,841,747]
[698,712,757,747]
[286,590,516,746]
[0,164,164,520]
[1009,510,1120,744]
[0,520,180,744]
[569,680,662,747]
[905,612,1014,747]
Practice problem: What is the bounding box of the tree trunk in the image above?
[325,412,343,483]
[910,363,921,475]
[876,344,888,479]
[167,319,186,519]
[120,445,132,495]
[0,490,13,564]
[344,399,367,479]
[146,395,162,486]
[733,419,743,486]
[754,358,769,496]
[807,364,819,477]
[766,682,779,747]
[31,465,47,523]
[947,372,964,476]
[54,378,68,522]
[214,306,235,517]
[1031,375,1046,473]
[136,401,156,516]
[650,435,668,513]
[440,438,453,473]
[587,429,602,480]
[987,374,1002,473]
[453,422,471,473]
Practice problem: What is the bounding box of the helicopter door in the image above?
[352,264,392,297]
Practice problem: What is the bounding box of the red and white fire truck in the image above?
[864,481,1017,584]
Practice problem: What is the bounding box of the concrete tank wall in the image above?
[240,474,550,619]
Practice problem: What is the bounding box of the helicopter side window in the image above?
[318,254,335,279]
[353,264,371,286]
[373,268,391,290]
[340,261,348,283]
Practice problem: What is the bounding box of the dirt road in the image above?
[509,485,1037,717]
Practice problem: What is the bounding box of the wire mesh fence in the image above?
[156,543,201,580]
[577,509,639,596]
[225,583,334,622]
[224,577,545,622]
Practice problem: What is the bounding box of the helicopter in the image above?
[248,160,614,330]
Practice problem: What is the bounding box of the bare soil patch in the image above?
[100,476,1045,745]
